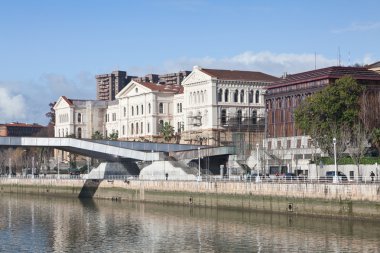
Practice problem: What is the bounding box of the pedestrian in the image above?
[370,171,375,182]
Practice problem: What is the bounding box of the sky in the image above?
[1,0,380,125]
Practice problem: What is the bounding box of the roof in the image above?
[61,96,73,106]
[136,81,184,94]
[199,68,280,82]
[0,123,44,128]
[268,66,380,89]
[368,61,380,69]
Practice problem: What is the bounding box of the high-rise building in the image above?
[96,71,137,101]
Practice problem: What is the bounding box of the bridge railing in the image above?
[1,174,380,184]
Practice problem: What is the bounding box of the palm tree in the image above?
[160,122,174,142]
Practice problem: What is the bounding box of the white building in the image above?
[54,67,279,148]
[54,96,108,139]
[181,66,279,146]
[105,80,183,141]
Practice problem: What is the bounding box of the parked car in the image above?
[324,171,347,181]
[284,173,297,180]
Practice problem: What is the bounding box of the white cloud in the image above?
[163,51,337,76]
[0,87,26,122]
[332,22,380,33]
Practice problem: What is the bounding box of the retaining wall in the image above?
[1,178,380,220]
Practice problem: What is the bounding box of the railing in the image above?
[1,174,380,184]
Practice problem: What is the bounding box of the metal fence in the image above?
[1,174,380,184]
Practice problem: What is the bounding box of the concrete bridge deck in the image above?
[0,137,235,161]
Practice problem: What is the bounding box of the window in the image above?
[218,89,223,102]
[221,109,227,125]
[147,123,150,133]
[159,120,164,130]
[277,140,281,148]
[123,107,126,117]
[240,90,244,103]
[224,89,229,102]
[177,103,180,113]
[77,127,81,138]
[122,125,125,135]
[249,90,254,103]
[77,113,82,123]
[179,103,182,112]
[201,91,204,103]
[141,105,144,115]
[177,122,182,133]
[141,122,143,134]
[255,90,260,103]
[237,110,242,125]
[252,110,257,125]
[148,103,151,114]
[233,90,238,102]
[131,107,134,116]
[287,140,291,148]
[136,122,139,134]
[197,91,200,104]
[131,124,134,135]
[159,103,163,113]
[112,113,116,121]
[135,88,138,93]
[136,106,139,115]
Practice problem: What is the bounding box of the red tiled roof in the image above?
[136,81,183,94]
[268,66,380,89]
[61,96,73,106]
[199,68,279,82]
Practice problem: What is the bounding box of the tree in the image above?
[46,102,56,125]
[108,132,118,140]
[295,76,368,176]
[160,122,174,142]
[91,131,104,140]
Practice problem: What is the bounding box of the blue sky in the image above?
[1,0,380,124]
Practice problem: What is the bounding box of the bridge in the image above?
[0,137,235,162]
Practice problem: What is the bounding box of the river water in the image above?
[0,194,379,253]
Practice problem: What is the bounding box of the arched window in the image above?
[141,122,143,134]
[240,90,244,103]
[221,109,227,125]
[147,123,150,133]
[77,113,82,123]
[255,90,260,103]
[249,90,254,103]
[233,89,239,102]
[131,106,134,116]
[218,89,223,102]
[122,125,125,135]
[148,103,151,114]
[131,123,134,135]
[159,103,163,113]
[224,89,229,102]
[141,105,144,115]
[77,128,82,139]
[123,107,126,117]
[237,110,242,125]
[252,110,257,125]
[136,106,139,115]
[136,122,139,135]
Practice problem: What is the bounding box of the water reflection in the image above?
[0,194,379,252]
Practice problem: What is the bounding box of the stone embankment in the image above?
[1,178,380,220]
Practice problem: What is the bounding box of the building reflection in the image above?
[0,195,379,252]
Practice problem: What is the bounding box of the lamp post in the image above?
[333,137,338,183]
[198,147,201,181]
[151,150,154,180]
[57,156,60,179]
[256,143,261,182]
[31,156,35,179]
[8,158,12,178]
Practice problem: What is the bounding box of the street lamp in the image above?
[333,137,338,183]
[256,143,261,182]
[198,147,201,181]
[31,156,35,179]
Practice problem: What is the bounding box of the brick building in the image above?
[0,123,45,137]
